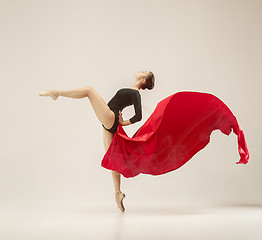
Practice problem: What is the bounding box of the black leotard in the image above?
[102,88,142,133]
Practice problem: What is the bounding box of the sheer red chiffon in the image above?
[101,91,249,178]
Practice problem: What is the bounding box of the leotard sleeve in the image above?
[129,91,142,124]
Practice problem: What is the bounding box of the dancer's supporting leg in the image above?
[103,128,126,212]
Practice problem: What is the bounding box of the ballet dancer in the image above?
[39,71,155,212]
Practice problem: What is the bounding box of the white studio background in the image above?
[0,0,261,210]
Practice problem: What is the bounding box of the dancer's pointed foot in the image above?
[39,90,59,100]
[115,191,126,212]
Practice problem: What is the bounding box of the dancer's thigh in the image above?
[87,86,115,129]
[103,128,114,151]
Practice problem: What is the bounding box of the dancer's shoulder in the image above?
[118,88,140,95]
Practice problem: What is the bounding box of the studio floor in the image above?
[1,203,261,240]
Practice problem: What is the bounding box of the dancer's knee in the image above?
[84,86,95,97]
[111,170,120,175]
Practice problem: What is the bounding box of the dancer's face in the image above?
[135,71,150,81]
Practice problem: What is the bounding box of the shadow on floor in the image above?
[220,203,262,208]
[127,205,210,215]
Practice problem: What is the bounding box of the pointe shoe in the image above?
[39,90,59,100]
[115,192,126,212]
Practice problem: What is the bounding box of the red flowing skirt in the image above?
[101,91,249,178]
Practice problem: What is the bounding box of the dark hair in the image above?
[142,71,155,90]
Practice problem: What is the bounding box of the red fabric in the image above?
[101,91,249,178]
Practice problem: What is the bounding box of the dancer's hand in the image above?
[118,110,124,125]
[118,110,132,126]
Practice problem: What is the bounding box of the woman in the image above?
[40,72,249,213]
[39,70,155,212]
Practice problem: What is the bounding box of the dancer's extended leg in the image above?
[39,86,115,130]
[103,128,126,212]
